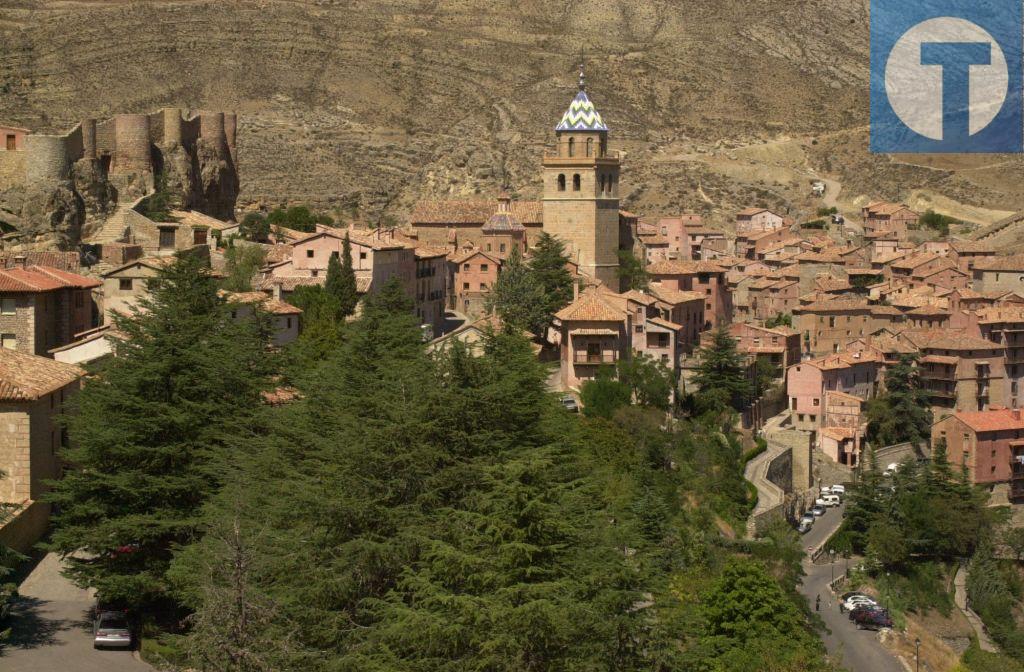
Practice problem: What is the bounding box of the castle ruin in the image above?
[0,108,239,250]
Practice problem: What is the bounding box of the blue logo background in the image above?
[871,0,1022,153]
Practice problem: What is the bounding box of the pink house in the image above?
[820,391,866,466]
[647,259,732,327]
[0,125,28,152]
[450,249,501,320]
[786,351,882,433]
[556,288,629,389]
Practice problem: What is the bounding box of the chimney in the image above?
[12,255,26,270]
[497,192,512,213]
[573,280,579,301]
[272,281,283,301]
[1014,409,1021,421]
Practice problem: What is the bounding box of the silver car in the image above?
[93,610,132,649]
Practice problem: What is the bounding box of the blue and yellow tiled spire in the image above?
[555,63,608,132]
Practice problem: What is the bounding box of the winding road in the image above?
[796,506,904,672]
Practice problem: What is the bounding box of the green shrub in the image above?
[801,219,827,229]
[962,644,1024,672]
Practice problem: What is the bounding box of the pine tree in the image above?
[325,235,359,319]
[527,232,574,319]
[691,326,753,411]
[45,254,275,606]
[617,249,649,291]
[485,246,547,337]
[866,354,932,447]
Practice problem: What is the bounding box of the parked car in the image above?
[811,505,827,517]
[830,484,846,496]
[797,520,813,534]
[842,595,876,612]
[848,604,885,621]
[800,512,815,525]
[822,494,841,507]
[560,396,579,413]
[883,462,900,477]
[854,608,893,630]
[93,610,132,649]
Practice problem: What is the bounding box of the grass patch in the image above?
[961,644,1024,672]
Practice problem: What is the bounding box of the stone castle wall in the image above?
[0,151,26,189]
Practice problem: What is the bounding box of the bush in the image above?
[816,207,838,217]
[801,219,827,229]
[139,632,189,668]
[919,210,960,236]
[742,437,768,465]
[962,645,1024,672]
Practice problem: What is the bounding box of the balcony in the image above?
[574,352,617,365]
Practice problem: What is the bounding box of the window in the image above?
[813,398,820,406]
[331,251,339,259]
[286,317,292,329]
[500,243,506,253]
[306,249,315,258]
[568,137,575,157]
[158,227,176,250]
[463,282,469,290]
[828,316,836,327]
[463,263,470,271]
[230,310,237,319]
[791,397,797,410]
[480,283,488,290]
[480,264,489,272]
[798,414,805,422]
[311,270,318,277]
[119,279,132,291]
[486,243,492,251]
[0,333,15,350]
[359,252,367,260]
[0,297,14,315]
[5,134,15,151]
[572,174,581,191]
[586,137,593,157]
[558,174,566,191]
[193,228,208,246]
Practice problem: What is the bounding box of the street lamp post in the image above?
[915,637,921,672]
[829,549,836,583]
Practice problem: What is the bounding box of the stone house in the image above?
[0,261,101,356]
[735,207,785,235]
[820,390,866,467]
[728,322,801,372]
[222,291,302,347]
[972,254,1024,295]
[414,248,448,337]
[410,198,544,248]
[646,285,706,352]
[899,329,1008,421]
[0,349,83,553]
[653,215,699,260]
[647,259,732,327]
[862,202,918,238]
[949,241,996,274]
[555,287,629,389]
[101,256,175,322]
[450,249,501,321]
[932,408,1024,495]
[795,299,879,356]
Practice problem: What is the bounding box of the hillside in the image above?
[1,0,1021,227]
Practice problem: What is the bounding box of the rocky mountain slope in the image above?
[1,0,1020,227]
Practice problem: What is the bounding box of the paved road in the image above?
[797,505,904,672]
[1,553,152,672]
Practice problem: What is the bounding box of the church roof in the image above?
[482,212,525,234]
[555,90,608,132]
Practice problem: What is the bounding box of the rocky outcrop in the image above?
[2,182,85,250]
[71,158,117,239]
[194,139,238,221]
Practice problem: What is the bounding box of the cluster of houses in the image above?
[4,71,1024,553]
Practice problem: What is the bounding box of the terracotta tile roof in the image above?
[820,427,857,441]
[797,299,872,313]
[870,305,905,316]
[264,244,294,265]
[222,291,303,315]
[921,354,959,365]
[413,246,449,259]
[0,348,83,401]
[826,390,865,404]
[646,259,726,275]
[804,350,881,370]
[974,254,1024,272]
[899,328,1000,351]
[555,288,625,322]
[976,307,1024,324]
[891,252,940,270]
[169,210,234,230]
[0,265,100,291]
[0,251,80,271]
[411,199,543,226]
[737,207,772,217]
[647,285,705,305]
[617,289,660,306]
[255,276,326,292]
[949,408,1024,433]
[795,251,844,263]
[450,248,501,265]
[865,202,915,216]
[815,277,852,292]
[949,240,995,254]
[906,305,949,316]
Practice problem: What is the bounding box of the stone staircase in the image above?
[85,194,152,244]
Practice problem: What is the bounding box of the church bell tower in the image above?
[542,63,622,289]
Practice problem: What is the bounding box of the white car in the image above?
[883,462,900,477]
[843,596,876,611]
[814,498,828,508]
[830,484,846,496]
[800,512,815,526]
[822,494,841,507]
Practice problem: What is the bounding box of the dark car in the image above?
[848,604,886,621]
[853,608,893,630]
